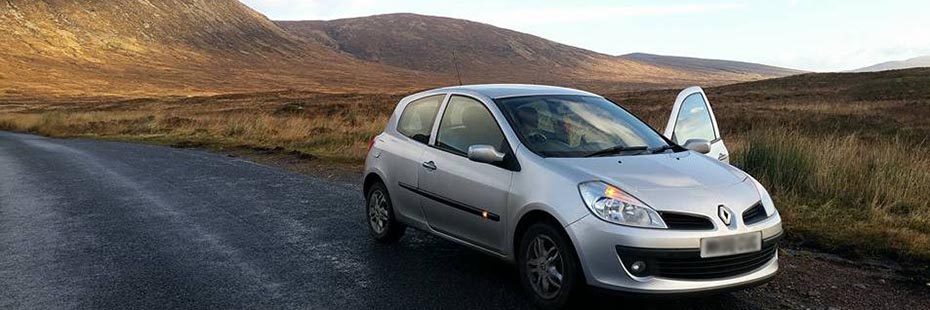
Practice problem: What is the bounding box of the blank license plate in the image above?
[700,232,762,258]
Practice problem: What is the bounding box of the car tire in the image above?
[365,181,405,243]
[518,222,583,310]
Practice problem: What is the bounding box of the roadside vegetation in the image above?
[2,69,930,264]
[733,129,930,261]
[0,92,401,165]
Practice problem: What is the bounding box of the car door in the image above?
[664,86,730,163]
[382,94,445,224]
[418,94,513,252]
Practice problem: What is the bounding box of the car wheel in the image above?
[518,222,582,309]
[366,181,405,243]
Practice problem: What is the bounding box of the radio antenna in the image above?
[451,48,463,85]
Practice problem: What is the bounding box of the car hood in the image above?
[550,151,747,190]
[548,151,758,214]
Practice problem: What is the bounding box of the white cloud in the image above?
[762,22,930,72]
[473,3,747,27]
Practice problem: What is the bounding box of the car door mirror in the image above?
[467,145,505,164]
[682,139,711,154]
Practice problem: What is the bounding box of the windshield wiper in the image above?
[584,145,649,157]
[649,145,675,154]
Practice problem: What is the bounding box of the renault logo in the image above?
[718,205,732,225]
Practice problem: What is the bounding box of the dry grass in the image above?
[0,92,400,164]
[731,129,930,260]
[0,111,382,163]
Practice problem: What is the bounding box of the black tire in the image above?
[518,222,583,310]
[365,181,405,243]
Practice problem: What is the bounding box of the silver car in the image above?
[362,84,782,309]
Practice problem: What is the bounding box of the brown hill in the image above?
[619,53,804,79]
[0,3,802,98]
[851,55,930,72]
[278,13,797,92]
[0,0,444,97]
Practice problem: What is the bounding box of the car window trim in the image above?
[430,93,520,171]
[674,92,719,142]
[395,93,447,145]
[434,94,509,155]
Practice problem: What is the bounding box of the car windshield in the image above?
[495,95,672,157]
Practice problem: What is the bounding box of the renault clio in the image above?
[362,84,782,309]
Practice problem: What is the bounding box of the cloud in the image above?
[764,23,930,72]
[496,4,743,23]
[480,3,747,26]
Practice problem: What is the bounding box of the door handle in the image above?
[422,161,437,171]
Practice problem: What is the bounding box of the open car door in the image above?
[664,86,730,163]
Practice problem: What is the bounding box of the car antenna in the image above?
[451,48,463,85]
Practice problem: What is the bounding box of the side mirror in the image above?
[682,139,711,154]
[467,145,505,164]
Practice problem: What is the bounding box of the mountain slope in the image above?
[0,0,442,97]
[620,53,803,79]
[278,14,604,77]
[0,3,804,98]
[851,55,930,72]
[277,13,795,92]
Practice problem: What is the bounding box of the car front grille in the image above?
[615,234,781,280]
[742,202,768,225]
[660,212,715,230]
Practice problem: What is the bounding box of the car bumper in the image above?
[564,212,783,294]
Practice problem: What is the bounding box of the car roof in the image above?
[431,84,601,99]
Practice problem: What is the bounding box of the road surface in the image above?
[1,132,925,309]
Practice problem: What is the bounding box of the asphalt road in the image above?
[0,132,840,309]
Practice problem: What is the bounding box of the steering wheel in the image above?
[526,131,549,145]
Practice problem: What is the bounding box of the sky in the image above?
[240,0,930,72]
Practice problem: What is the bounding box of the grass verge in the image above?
[732,129,930,261]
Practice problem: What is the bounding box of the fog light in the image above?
[630,261,647,275]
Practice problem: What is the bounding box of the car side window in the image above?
[396,95,443,144]
[673,93,717,143]
[436,96,506,155]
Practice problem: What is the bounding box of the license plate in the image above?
[700,232,762,258]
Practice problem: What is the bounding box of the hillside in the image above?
[851,55,930,72]
[620,53,803,80]
[0,0,443,97]
[605,67,930,145]
[277,13,795,92]
[0,2,807,98]
[713,67,930,102]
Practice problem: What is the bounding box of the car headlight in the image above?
[749,177,776,216]
[578,181,667,229]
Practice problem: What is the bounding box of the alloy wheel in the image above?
[368,189,389,234]
[525,234,564,299]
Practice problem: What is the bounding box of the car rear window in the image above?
[396,95,443,144]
